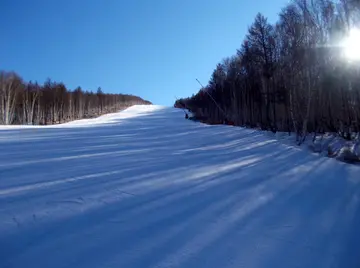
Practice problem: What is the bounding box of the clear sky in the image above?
[1,0,288,106]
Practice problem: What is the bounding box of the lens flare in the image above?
[342,28,360,61]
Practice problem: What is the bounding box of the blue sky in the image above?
[1,0,288,105]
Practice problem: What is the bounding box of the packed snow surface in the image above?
[1,105,359,268]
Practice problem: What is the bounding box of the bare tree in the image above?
[0,71,151,126]
[175,0,360,146]
[22,81,41,124]
[0,72,23,125]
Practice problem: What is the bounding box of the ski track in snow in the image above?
[0,105,360,268]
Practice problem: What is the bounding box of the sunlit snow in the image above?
[0,105,359,268]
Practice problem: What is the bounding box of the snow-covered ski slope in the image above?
[1,105,360,268]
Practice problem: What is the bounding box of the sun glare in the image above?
[342,28,360,61]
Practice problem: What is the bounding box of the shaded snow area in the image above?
[1,105,360,268]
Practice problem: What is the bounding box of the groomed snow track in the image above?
[0,105,359,268]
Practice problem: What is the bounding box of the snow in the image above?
[0,105,360,268]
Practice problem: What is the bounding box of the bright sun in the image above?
[342,28,360,61]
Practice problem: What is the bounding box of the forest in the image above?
[175,0,360,144]
[0,71,151,125]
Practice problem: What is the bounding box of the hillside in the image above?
[1,105,359,268]
[0,71,151,125]
[175,0,360,153]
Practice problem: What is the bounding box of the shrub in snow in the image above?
[308,133,335,155]
[336,145,360,163]
[301,133,360,163]
[308,142,322,153]
[352,133,360,156]
[327,136,346,158]
[354,141,360,158]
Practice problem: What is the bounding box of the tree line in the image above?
[175,0,360,143]
[0,71,151,125]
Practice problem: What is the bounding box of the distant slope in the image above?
[0,70,152,125]
[0,105,359,268]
